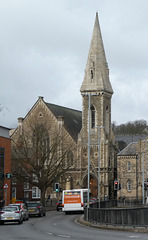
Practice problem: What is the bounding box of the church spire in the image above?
[80,13,113,94]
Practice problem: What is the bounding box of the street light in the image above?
[81,92,98,220]
[142,140,148,203]
[96,126,104,209]
[143,152,145,204]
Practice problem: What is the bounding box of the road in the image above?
[0,211,148,240]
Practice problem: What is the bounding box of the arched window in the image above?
[127,180,132,191]
[127,161,131,171]
[91,105,95,128]
[91,70,93,81]
[67,151,73,166]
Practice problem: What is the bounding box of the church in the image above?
[11,13,118,202]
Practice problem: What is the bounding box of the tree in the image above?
[112,120,148,135]
[0,104,2,112]
[11,122,76,206]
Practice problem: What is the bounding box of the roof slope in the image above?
[45,102,82,142]
[117,142,137,156]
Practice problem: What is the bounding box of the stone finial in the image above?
[38,96,44,100]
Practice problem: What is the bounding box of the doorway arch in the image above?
[82,174,98,198]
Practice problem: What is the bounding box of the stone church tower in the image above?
[10,13,118,202]
[78,13,117,200]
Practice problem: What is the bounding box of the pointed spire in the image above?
[80,13,113,94]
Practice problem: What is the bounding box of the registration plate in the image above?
[6,217,13,219]
[29,209,34,211]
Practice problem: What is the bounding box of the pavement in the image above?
[76,214,148,233]
[46,202,56,211]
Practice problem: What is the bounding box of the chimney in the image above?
[18,117,24,134]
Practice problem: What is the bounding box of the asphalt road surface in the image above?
[0,211,148,240]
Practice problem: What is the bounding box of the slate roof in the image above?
[117,142,138,156]
[45,102,82,142]
[115,134,147,146]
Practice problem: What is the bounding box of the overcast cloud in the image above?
[0,0,148,128]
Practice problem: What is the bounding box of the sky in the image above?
[0,0,148,128]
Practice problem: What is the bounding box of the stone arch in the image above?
[82,173,98,198]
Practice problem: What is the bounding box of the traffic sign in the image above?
[6,173,12,179]
[3,183,9,189]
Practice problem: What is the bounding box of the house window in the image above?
[0,147,4,171]
[33,174,38,183]
[91,105,95,128]
[24,191,29,199]
[12,176,17,185]
[24,182,29,190]
[127,180,132,191]
[32,187,41,199]
[0,148,4,190]
[12,187,16,198]
[127,161,131,171]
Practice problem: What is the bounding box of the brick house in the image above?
[0,126,11,205]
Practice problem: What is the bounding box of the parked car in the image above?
[9,203,29,221]
[90,198,97,204]
[56,199,63,211]
[0,206,23,224]
[26,201,46,217]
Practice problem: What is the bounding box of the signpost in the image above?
[3,183,9,206]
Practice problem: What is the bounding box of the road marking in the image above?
[47,232,53,235]
[129,236,139,238]
[57,234,70,238]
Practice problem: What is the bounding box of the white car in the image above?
[0,206,23,224]
[9,203,29,221]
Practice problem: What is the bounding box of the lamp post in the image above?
[87,93,91,217]
[145,141,148,200]
[145,140,148,184]
[143,140,148,202]
[96,126,104,209]
[82,92,98,220]
[143,152,145,204]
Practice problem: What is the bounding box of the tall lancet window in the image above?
[91,70,93,81]
[91,105,95,128]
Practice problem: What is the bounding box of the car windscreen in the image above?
[26,203,39,207]
[3,207,18,212]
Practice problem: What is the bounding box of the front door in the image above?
[83,175,97,198]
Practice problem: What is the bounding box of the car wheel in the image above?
[39,212,43,217]
[18,220,23,224]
